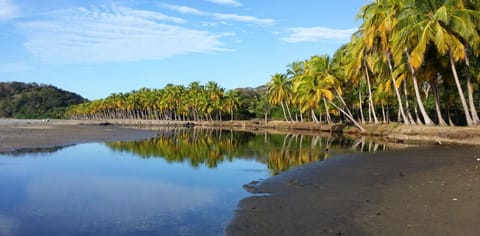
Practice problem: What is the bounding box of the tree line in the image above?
[66,82,266,121]
[68,0,480,129]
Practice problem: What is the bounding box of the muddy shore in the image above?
[226,146,480,235]
[1,119,480,235]
[0,119,158,153]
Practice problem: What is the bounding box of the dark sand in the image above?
[1,119,479,235]
[0,119,158,153]
[226,146,480,235]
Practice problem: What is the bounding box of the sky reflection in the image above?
[0,130,388,235]
[0,141,268,236]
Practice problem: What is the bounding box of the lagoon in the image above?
[0,129,386,236]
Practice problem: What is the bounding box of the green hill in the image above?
[0,82,88,119]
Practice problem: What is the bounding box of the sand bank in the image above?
[226,145,480,235]
[0,119,158,153]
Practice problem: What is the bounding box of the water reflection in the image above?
[0,143,265,236]
[2,146,69,157]
[106,128,390,175]
[0,128,393,236]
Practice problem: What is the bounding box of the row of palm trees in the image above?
[68,0,479,129]
[66,81,241,121]
[267,0,480,129]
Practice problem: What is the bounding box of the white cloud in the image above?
[161,4,205,15]
[17,5,229,64]
[162,4,274,25]
[212,13,274,25]
[281,27,356,43]
[207,0,242,7]
[0,0,17,20]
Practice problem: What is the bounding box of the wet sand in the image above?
[226,146,480,235]
[0,119,158,153]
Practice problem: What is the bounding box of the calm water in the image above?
[0,129,387,236]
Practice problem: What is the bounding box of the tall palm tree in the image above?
[394,0,479,125]
[206,81,225,121]
[224,90,241,121]
[346,35,380,124]
[359,0,410,124]
[268,73,292,121]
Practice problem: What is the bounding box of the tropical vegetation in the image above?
[66,82,270,121]
[67,0,480,129]
[0,82,87,119]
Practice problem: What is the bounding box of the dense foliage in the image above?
[68,0,480,129]
[0,82,87,119]
[267,0,480,129]
[66,82,282,121]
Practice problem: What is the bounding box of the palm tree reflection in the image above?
[105,129,389,175]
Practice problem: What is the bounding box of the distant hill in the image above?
[0,81,88,119]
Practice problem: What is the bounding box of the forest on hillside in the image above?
[0,82,87,119]
[67,0,480,130]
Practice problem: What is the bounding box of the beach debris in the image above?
[243,180,261,193]
[376,212,382,216]
[476,158,480,161]
[452,198,458,201]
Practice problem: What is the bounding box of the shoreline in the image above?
[26,118,480,145]
[0,119,159,153]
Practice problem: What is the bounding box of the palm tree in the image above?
[394,0,478,125]
[359,0,410,124]
[206,81,225,121]
[268,73,292,121]
[224,90,241,121]
[346,35,380,124]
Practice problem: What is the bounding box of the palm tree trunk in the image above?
[285,101,294,122]
[328,101,366,132]
[387,56,409,124]
[364,61,379,124]
[405,50,434,125]
[280,102,288,121]
[323,97,332,124]
[403,82,416,124]
[311,109,319,123]
[414,104,422,125]
[449,50,473,126]
[381,104,386,123]
[464,51,479,125]
[359,91,365,124]
[432,75,447,126]
[334,88,354,118]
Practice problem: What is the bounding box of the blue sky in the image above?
[0,0,366,99]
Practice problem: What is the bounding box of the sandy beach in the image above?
[226,146,480,235]
[1,119,479,235]
[0,119,158,153]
